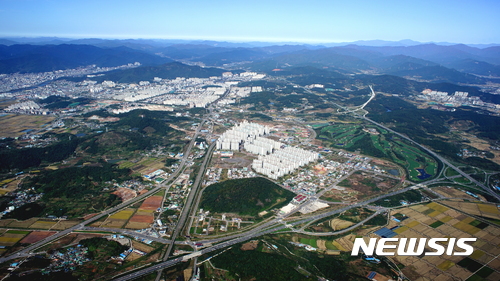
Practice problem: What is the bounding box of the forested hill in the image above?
[200,177,295,216]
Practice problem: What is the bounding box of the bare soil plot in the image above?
[51,220,80,230]
[125,221,151,229]
[329,219,354,230]
[125,252,142,261]
[100,219,127,228]
[338,171,400,199]
[20,231,56,244]
[131,240,154,253]
[8,218,39,228]
[316,239,326,250]
[240,240,259,251]
[0,219,14,227]
[129,215,154,224]
[140,196,163,210]
[112,188,137,202]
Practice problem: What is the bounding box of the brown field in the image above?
[459,132,500,165]
[41,233,105,252]
[140,196,163,210]
[367,201,500,281]
[240,240,259,251]
[125,221,151,229]
[338,171,401,200]
[329,219,354,230]
[20,231,56,244]
[51,220,80,230]
[89,221,103,227]
[129,215,154,224]
[316,239,326,250]
[441,201,500,220]
[8,218,39,228]
[132,240,154,253]
[125,252,142,261]
[135,161,166,175]
[334,234,356,251]
[434,186,480,200]
[29,220,57,230]
[100,219,127,228]
[0,114,55,138]
[112,188,137,202]
[0,220,14,227]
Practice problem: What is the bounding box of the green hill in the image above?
[200,177,295,216]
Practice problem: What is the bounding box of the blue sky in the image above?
[1,0,499,43]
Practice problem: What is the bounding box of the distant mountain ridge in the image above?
[0,44,171,74]
[1,38,500,85]
[2,37,499,48]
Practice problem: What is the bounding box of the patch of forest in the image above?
[366,95,500,171]
[6,163,132,218]
[209,241,365,281]
[200,177,295,216]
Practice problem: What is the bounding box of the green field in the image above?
[299,238,318,248]
[6,230,30,235]
[317,124,438,181]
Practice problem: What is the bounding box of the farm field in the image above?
[119,157,166,175]
[0,230,30,255]
[20,231,56,244]
[364,201,500,281]
[99,208,136,229]
[124,196,162,229]
[0,114,55,138]
[0,218,81,230]
[0,177,19,196]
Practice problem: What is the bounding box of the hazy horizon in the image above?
[1,0,499,45]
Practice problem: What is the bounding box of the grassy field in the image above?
[317,123,437,181]
[299,238,318,248]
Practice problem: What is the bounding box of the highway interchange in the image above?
[1,84,498,280]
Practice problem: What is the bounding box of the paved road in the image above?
[361,116,500,201]
[323,85,499,201]
[0,117,207,264]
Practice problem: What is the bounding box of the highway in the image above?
[4,83,498,280]
[110,180,440,280]
[0,115,208,264]
[326,85,499,201]
[153,91,225,280]
[360,116,500,201]
[153,141,216,280]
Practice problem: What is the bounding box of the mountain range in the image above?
[0,37,499,85]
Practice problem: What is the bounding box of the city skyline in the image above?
[1,0,499,44]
